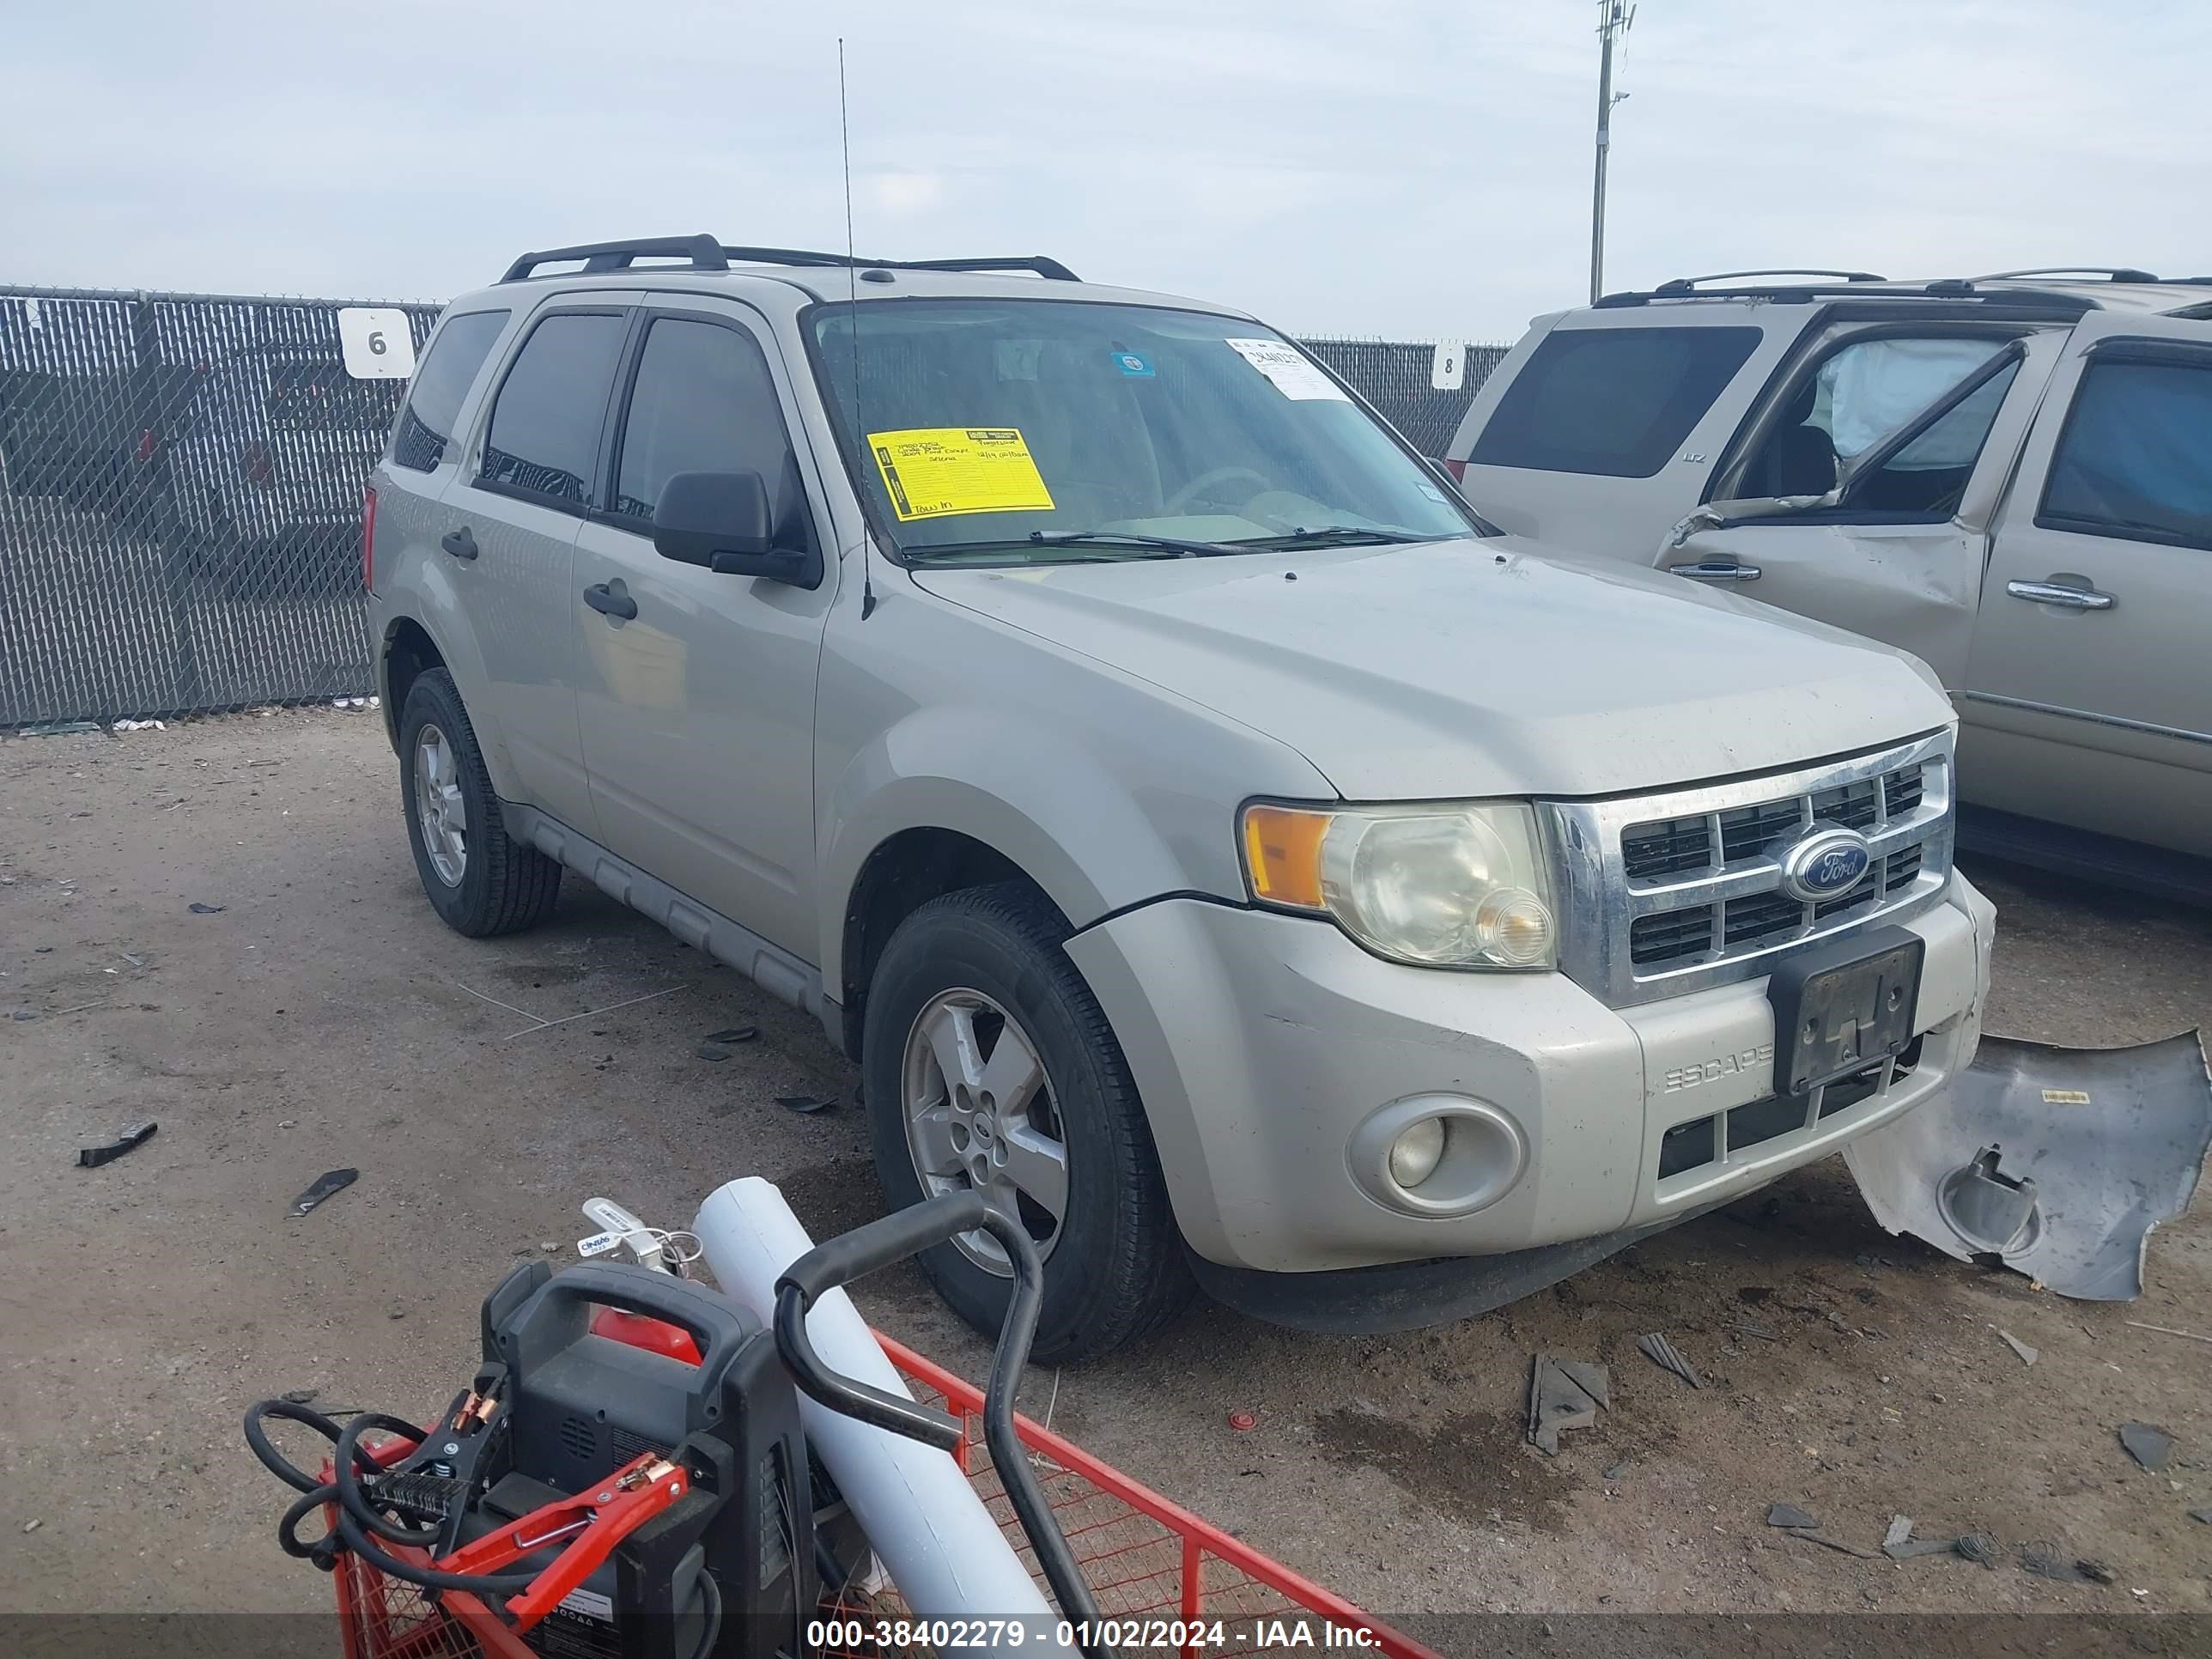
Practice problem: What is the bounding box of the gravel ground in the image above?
[2,708,2207,1642]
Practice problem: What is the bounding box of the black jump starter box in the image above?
[465,1260,816,1659]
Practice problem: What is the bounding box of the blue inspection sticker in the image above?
[1111,349,1155,378]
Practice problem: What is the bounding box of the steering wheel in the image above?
[1162,466,1271,517]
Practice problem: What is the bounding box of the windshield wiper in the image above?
[1027,529,1246,558]
[1234,525,1431,549]
[906,530,1245,563]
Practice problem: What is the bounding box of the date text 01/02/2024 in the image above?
[806,1618,1385,1648]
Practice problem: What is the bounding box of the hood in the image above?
[910,537,1954,799]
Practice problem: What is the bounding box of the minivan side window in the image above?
[610,316,811,548]
[1468,325,1762,478]
[391,310,507,472]
[478,312,629,508]
[2039,357,2212,552]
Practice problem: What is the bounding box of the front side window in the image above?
[392,310,507,472]
[1741,333,2019,514]
[809,300,1475,562]
[1468,325,1762,478]
[611,317,810,548]
[2039,358,2212,551]
[479,312,627,507]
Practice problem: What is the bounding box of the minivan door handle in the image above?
[582,582,637,621]
[2007,577,2114,611]
[440,526,478,561]
[1668,559,1761,582]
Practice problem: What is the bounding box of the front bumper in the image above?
[1063,871,1994,1275]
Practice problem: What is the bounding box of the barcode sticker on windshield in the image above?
[866,428,1056,521]
[1224,338,1348,402]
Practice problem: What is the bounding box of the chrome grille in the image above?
[1543,732,1955,1007]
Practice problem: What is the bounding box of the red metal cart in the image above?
[331,1330,1443,1659]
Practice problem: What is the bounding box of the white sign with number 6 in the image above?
[337,307,416,380]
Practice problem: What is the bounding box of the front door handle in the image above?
[440,526,478,561]
[1668,559,1762,582]
[582,582,637,621]
[2007,577,2114,611]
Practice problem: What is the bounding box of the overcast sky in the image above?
[5,1,2206,341]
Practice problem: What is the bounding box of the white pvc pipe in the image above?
[691,1177,1059,1633]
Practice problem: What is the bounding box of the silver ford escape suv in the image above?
[364,234,1995,1360]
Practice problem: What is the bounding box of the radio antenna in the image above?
[840,38,877,620]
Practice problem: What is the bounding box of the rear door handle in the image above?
[1668,559,1761,582]
[582,582,637,621]
[440,526,478,561]
[2007,578,2114,611]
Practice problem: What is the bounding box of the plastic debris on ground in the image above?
[188,902,225,915]
[289,1168,359,1217]
[1767,1503,1820,1529]
[77,1121,158,1168]
[777,1095,836,1114]
[1526,1354,1608,1455]
[1637,1331,1705,1389]
[704,1025,758,1045]
[112,719,167,732]
[1997,1330,2039,1365]
[2119,1422,2175,1472]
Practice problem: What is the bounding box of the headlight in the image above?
[1240,799,1556,969]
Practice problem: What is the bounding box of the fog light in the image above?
[1388,1117,1448,1188]
[1349,1095,1528,1218]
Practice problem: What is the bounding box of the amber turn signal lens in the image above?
[1241,805,1332,910]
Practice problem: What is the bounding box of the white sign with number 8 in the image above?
[337,307,416,380]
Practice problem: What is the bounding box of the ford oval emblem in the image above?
[1778,826,1873,903]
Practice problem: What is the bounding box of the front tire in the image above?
[398,669,562,938]
[861,883,1194,1361]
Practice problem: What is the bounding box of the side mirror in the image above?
[652,471,819,586]
[1664,491,1838,549]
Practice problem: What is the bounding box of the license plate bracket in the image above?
[1767,925,1925,1097]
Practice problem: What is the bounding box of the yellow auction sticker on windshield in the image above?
[866,427,1055,521]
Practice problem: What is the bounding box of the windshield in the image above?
[809,300,1479,562]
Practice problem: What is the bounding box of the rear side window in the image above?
[611,317,810,547]
[479,312,629,507]
[2039,358,2212,551]
[1470,325,1762,478]
[391,310,507,471]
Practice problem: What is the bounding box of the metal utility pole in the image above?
[1589,1,1635,302]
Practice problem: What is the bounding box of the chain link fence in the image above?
[1,285,1501,729]
[1301,337,1509,457]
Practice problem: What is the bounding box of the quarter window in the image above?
[611,317,808,546]
[2039,358,2212,551]
[1468,325,1762,478]
[479,312,628,507]
[391,310,507,472]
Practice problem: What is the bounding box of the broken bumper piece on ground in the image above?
[1844,1030,2212,1300]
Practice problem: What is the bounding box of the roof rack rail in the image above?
[1650,268,1886,295]
[1971,266,2160,283]
[500,237,1080,285]
[501,234,729,283]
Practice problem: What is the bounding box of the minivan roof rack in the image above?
[1971,266,2160,283]
[1650,268,1886,294]
[1592,276,2095,315]
[499,235,1080,284]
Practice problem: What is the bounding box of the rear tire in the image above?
[862,883,1194,1361]
[398,668,562,938]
